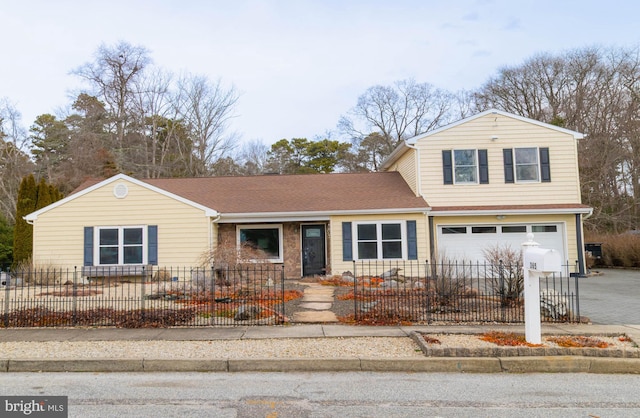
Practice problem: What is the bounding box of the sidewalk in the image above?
[1,324,639,374]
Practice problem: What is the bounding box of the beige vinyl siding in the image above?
[431,213,579,266]
[389,148,418,196]
[32,179,211,267]
[329,214,428,274]
[418,113,582,207]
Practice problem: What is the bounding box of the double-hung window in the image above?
[514,148,539,182]
[97,226,145,265]
[443,149,488,184]
[504,147,551,183]
[454,149,478,184]
[355,222,404,260]
[237,224,283,262]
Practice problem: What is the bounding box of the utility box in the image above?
[585,243,602,259]
[525,247,562,276]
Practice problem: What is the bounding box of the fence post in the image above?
[281,265,285,322]
[352,261,357,321]
[72,266,78,326]
[574,261,580,322]
[141,266,146,321]
[3,268,9,327]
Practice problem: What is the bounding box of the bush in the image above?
[11,257,64,285]
[585,232,640,268]
[482,244,524,306]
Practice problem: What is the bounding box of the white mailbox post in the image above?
[522,234,562,344]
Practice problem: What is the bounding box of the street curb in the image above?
[228,358,362,372]
[2,356,639,373]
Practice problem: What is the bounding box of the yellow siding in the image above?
[32,179,211,267]
[417,113,582,207]
[329,214,429,274]
[389,149,418,196]
[431,214,578,265]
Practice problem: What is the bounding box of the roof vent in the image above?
[113,183,128,199]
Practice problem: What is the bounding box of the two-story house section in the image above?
[382,109,593,275]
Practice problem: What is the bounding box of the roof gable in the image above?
[25,174,219,221]
[382,109,584,169]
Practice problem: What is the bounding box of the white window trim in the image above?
[353,221,407,261]
[453,149,479,185]
[94,225,147,266]
[236,224,284,263]
[514,147,541,183]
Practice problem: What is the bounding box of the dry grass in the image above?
[585,232,640,268]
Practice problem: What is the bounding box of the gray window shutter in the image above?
[342,222,353,261]
[478,149,489,184]
[83,227,94,266]
[442,150,453,184]
[503,149,514,183]
[148,225,158,265]
[540,147,551,182]
[406,220,418,260]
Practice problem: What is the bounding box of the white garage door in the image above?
[436,223,566,264]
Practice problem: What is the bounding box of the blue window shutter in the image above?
[478,149,489,184]
[406,220,418,260]
[503,149,514,183]
[148,225,158,265]
[83,227,94,266]
[540,147,551,182]
[442,150,453,184]
[342,222,353,261]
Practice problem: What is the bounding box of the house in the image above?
[382,109,591,275]
[25,172,430,279]
[25,109,592,278]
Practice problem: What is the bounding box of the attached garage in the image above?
[436,223,567,264]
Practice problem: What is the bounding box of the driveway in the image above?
[577,268,640,324]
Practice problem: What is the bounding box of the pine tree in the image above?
[36,177,52,210]
[12,174,37,267]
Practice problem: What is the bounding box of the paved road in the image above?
[578,268,640,324]
[2,372,640,417]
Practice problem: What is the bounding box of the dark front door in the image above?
[302,225,326,276]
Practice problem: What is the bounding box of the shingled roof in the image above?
[141,172,429,214]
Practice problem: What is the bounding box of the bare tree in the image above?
[238,139,269,175]
[339,79,453,158]
[174,74,239,176]
[72,41,151,171]
[0,100,34,222]
[475,46,640,232]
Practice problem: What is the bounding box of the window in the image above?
[454,149,478,184]
[443,149,488,185]
[532,225,557,233]
[472,226,496,234]
[502,225,527,233]
[504,147,551,183]
[355,222,404,260]
[515,148,539,182]
[442,227,467,234]
[237,224,283,262]
[97,226,144,265]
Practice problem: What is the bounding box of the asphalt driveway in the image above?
[577,268,640,324]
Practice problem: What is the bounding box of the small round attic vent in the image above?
[113,183,128,199]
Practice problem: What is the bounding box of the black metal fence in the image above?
[351,260,581,324]
[1,265,286,327]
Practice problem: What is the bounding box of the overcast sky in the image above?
[1,0,639,147]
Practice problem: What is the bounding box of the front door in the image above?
[302,225,326,276]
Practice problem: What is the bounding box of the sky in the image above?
[1,0,640,148]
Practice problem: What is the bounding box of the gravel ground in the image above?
[0,337,424,359]
[420,333,638,350]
